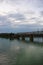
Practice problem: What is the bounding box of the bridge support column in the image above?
[22,37,25,40]
[30,35,33,42]
[17,37,20,40]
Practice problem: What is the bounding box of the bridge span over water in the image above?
[13,32,43,42]
[0,32,43,42]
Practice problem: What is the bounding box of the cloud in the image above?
[9,13,25,21]
[0,0,43,32]
[40,11,43,16]
[0,15,11,28]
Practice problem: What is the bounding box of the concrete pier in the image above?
[30,34,33,42]
[22,37,25,40]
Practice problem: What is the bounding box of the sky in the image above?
[0,0,43,33]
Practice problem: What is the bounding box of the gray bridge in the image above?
[0,32,43,42]
[13,32,43,42]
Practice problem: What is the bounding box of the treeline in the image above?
[0,33,15,38]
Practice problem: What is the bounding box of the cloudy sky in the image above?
[0,0,43,33]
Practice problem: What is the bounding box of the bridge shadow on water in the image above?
[17,39,43,47]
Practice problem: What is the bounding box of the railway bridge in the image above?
[14,33,43,42]
[0,32,43,42]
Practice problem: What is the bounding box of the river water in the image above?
[0,38,43,65]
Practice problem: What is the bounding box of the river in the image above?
[0,38,43,65]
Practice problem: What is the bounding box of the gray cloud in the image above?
[0,15,11,28]
[0,0,43,32]
[40,11,43,16]
[0,0,3,2]
[9,13,25,21]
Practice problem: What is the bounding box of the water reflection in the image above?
[0,38,43,65]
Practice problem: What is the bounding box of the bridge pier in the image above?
[30,34,33,42]
[17,37,20,40]
[22,37,25,40]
